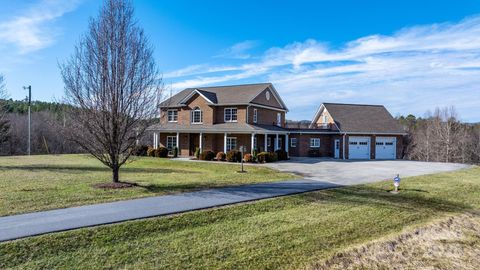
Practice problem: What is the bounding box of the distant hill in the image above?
[0,99,71,114]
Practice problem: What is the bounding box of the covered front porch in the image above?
[152,131,289,157]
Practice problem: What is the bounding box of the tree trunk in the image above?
[112,166,119,183]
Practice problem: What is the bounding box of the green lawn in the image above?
[1,166,478,269]
[0,154,294,216]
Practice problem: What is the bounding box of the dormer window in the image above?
[167,109,178,122]
[224,108,237,122]
[191,107,203,124]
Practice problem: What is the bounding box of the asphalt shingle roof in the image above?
[323,103,405,134]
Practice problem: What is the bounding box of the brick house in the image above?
[148,83,406,160]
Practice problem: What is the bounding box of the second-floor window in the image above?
[277,113,282,127]
[191,107,203,124]
[253,109,258,123]
[224,108,237,122]
[167,110,178,122]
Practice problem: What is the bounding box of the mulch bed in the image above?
[92,182,138,189]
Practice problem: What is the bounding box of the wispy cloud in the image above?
[214,40,259,59]
[166,16,480,121]
[0,0,82,54]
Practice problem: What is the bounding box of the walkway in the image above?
[0,179,338,242]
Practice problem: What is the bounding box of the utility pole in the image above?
[23,85,31,155]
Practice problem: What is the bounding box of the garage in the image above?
[348,136,370,159]
[375,137,397,159]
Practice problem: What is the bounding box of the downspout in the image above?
[342,133,346,160]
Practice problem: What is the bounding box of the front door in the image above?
[334,139,340,159]
[189,134,199,156]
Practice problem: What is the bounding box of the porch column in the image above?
[153,132,156,149]
[275,133,279,150]
[251,133,255,154]
[136,131,139,146]
[264,134,268,152]
[224,133,227,153]
[199,133,203,152]
[285,134,289,153]
[176,132,180,149]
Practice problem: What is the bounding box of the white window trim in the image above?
[167,109,178,123]
[166,136,177,149]
[226,137,237,151]
[290,138,297,147]
[224,107,238,122]
[253,108,258,123]
[310,138,320,148]
[191,107,203,124]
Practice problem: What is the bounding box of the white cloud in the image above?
[165,15,480,122]
[214,40,259,59]
[0,0,81,54]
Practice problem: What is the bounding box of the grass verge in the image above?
[0,167,478,269]
[0,154,294,216]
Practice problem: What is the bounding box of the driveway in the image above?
[265,158,470,185]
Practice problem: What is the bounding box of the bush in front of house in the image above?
[252,149,258,162]
[172,147,178,158]
[194,147,200,159]
[199,150,215,161]
[257,152,270,163]
[226,150,239,162]
[275,149,288,161]
[308,149,320,157]
[155,147,169,158]
[130,145,149,156]
[147,146,155,157]
[269,152,278,162]
[243,153,253,162]
[216,152,226,161]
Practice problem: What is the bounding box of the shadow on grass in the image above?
[0,165,196,175]
[304,185,472,214]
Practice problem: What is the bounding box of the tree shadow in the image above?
[0,165,196,175]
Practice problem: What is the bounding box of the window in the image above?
[226,137,237,151]
[253,136,257,150]
[376,142,384,146]
[359,142,368,145]
[385,142,394,146]
[323,114,328,123]
[266,91,270,100]
[290,138,297,147]
[278,138,283,148]
[166,136,177,149]
[167,110,178,122]
[276,113,281,127]
[191,107,202,124]
[253,109,258,123]
[267,137,271,147]
[310,138,320,148]
[224,108,238,122]
[349,141,358,145]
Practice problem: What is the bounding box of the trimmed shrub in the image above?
[131,145,149,156]
[257,152,270,163]
[194,147,200,159]
[156,147,169,158]
[147,147,156,157]
[252,149,258,162]
[275,149,288,161]
[243,153,253,162]
[172,147,178,158]
[200,150,215,161]
[308,149,320,157]
[226,150,239,162]
[216,152,226,161]
[269,152,278,162]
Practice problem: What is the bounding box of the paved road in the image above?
[265,158,470,185]
[0,179,338,242]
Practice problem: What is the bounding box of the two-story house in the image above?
[148,83,406,159]
[149,83,290,156]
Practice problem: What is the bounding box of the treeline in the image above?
[0,99,83,155]
[399,107,480,164]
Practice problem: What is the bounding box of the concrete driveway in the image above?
[265,158,470,185]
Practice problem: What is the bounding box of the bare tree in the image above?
[0,74,10,144]
[60,0,161,183]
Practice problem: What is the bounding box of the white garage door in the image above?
[348,136,370,159]
[375,137,397,160]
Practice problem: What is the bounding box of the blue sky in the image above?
[1,0,480,121]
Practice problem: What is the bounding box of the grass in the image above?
[0,166,479,269]
[0,154,294,216]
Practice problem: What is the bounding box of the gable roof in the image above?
[160,83,288,110]
[311,103,405,134]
